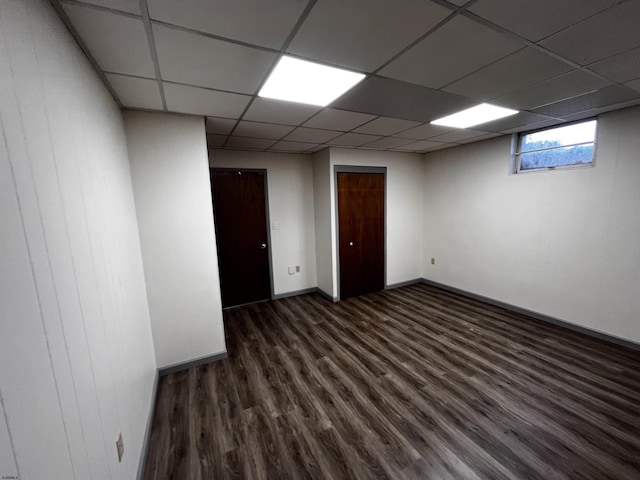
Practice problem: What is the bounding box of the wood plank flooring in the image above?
[143,284,640,480]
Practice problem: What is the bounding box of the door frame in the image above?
[209,167,275,304]
[334,165,387,301]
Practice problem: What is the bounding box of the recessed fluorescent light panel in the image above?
[259,56,365,107]
[431,103,518,129]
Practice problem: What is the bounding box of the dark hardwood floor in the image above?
[143,284,640,480]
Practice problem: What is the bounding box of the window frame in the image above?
[512,118,598,174]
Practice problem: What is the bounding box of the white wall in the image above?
[313,148,424,299]
[312,148,335,298]
[209,147,424,300]
[331,149,424,288]
[125,111,226,368]
[422,106,640,344]
[0,2,156,479]
[209,150,317,296]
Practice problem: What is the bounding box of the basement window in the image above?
[514,119,597,172]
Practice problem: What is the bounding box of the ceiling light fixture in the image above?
[259,56,365,107]
[431,103,518,129]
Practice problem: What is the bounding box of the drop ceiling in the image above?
[54,0,640,154]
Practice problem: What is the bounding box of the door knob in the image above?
[260,243,267,249]
[349,241,354,246]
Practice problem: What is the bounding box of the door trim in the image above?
[334,165,387,301]
[209,167,275,302]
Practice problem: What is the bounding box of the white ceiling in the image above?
[55,0,640,154]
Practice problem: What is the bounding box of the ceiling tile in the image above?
[494,70,610,110]
[243,98,321,125]
[333,76,476,123]
[428,129,489,143]
[457,132,503,144]
[392,123,453,140]
[626,79,640,93]
[287,0,451,71]
[478,112,558,133]
[328,133,382,146]
[500,118,565,135]
[153,25,275,94]
[394,140,449,152]
[269,141,317,152]
[532,85,640,118]
[353,117,421,135]
[443,48,573,100]
[147,0,307,49]
[468,0,620,42]
[307,144,329,153]
[380,16,523,89]
[303,108,376,130]
[284,127,342,143]
[207,134,227,147]
[233,121,294,139]
[72,0,141,15]
[361,137,415,149]
[225,137,275,150]
[588,46,640,83]
[559,98,640,122]
[424,143,457,152]
[164,83,250,117]
[206,117,237,135]
[63,4,154,77]
[539,1,640,65]
[358,145,388,151]
[105,73,162,110]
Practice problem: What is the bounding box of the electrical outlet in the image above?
[116,433,124,463]
[431,258,435,265]
[295,265,300,273]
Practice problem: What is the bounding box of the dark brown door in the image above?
[338,172,385,300]
[210,170,271,308]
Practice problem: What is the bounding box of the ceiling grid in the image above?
[52,0,640,154]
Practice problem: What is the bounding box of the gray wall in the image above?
[0,1,156,478]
